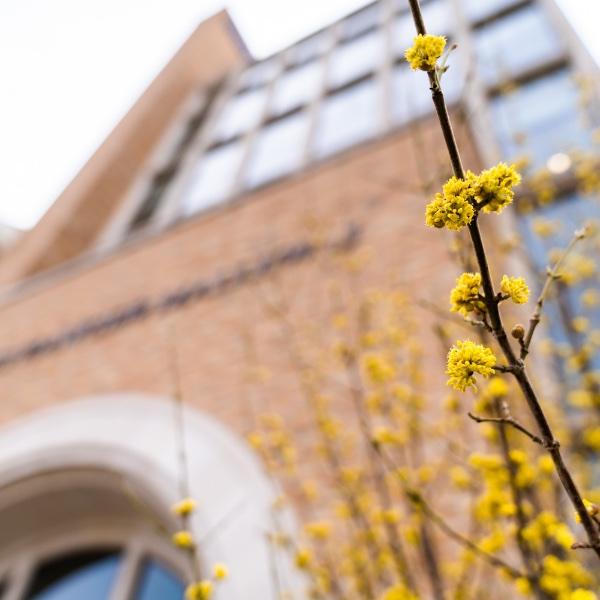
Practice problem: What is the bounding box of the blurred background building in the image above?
[0,0,597,598]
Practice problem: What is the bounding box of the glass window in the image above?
[181,140,245,215]
[237,59,279,91]
[26,550,121,600]
[245,111,309,188]
[313,78,379,158]
[519,194,600,365]
[286,32,331,67]
[270,61,323,116]
[473,5,563,85]
[392,1,451,57]
[328,30,384,89]
[461,0,522,22]
[392,60,463,125]
[491,70,592,166]
[340,4,381,40]
[135,559,185,600]
[211,87,267,143]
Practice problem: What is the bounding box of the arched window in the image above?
[0,467,187,599]
[0,394,299,599]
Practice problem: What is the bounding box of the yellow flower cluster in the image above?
[446,340,496,391]
[213,563,229,580]
[185,581,213,600]
[468,453,516,521]
[426,164,521,230]
[363,353,396,384]
[539,555,595,600]
[304,521,332,540]
[172,530,195,549]
[574,498,599,523]
[522,511,574,551]
[500,275,530,304]
[295,547,313,570]
[450,272,484,315]
[404,34,446,71]
[171,497,197,517]
[471,163,521,213]
[426,177,475,230]
[381,584,420,600]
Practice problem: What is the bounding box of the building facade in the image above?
[0,0,597,598]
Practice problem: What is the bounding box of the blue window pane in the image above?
[314,78,379,158]
[286,31,330,67]
[135,560,185,600]
[28,552,120,600]
[328,30,384,89]
[473,6,563,85]
[245,111,309,188]
[236,59,279,92]
[490,71,592,167]
[519,194,600,359]
[392,60,463,125]
[340,4,381,40]
[461,0,523,22]
[270,61,323,116]
[181,140,245,215]
[211,87,267,143]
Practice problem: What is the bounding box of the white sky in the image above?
[0,0,598,230]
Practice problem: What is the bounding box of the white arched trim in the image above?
[0,393,293,599]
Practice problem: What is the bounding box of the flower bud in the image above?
[511,324,525,339]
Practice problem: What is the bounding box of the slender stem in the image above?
[521,231,585,359]
[407,0,600,561]
[492,398,545,599]
[468,412,545,447]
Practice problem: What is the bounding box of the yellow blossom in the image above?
[171,497,197,517]
[532,218,559,238]
[582,288,600,308]
[426,177,475,230]
[571,590,598,600]
[213,563,229,580]
[305,521,332,540]
[572,317,589,333]
[295,548,312,570]
[363,354,396,384]
[514,577,532,595]
[172,530,195,549]
[450,272,484,315]
[372,426,405,446]
[381,584,420,600]
[574,498,599,523]
[446,340,497,391]
[500,275,530,304]
[486,376,509,398]
[450,466,471,489]
[185,581,213,600]
[405,34,446,71]
[472,163,522,213]
[583,426,600,450]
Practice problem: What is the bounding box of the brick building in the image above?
[0,1,598,598]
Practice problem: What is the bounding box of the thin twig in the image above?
[467,412,548,447]
[407,0,600,561]
[521,229,587,360]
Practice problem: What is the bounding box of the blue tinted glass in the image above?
[519,194,600,362]
[245,110,309,188]
[491,71,592,167]
[135,560,185,600]
[313,78,379,158]
[461,0,524,22]
[473,5,563,85]
[29,555,120,600]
